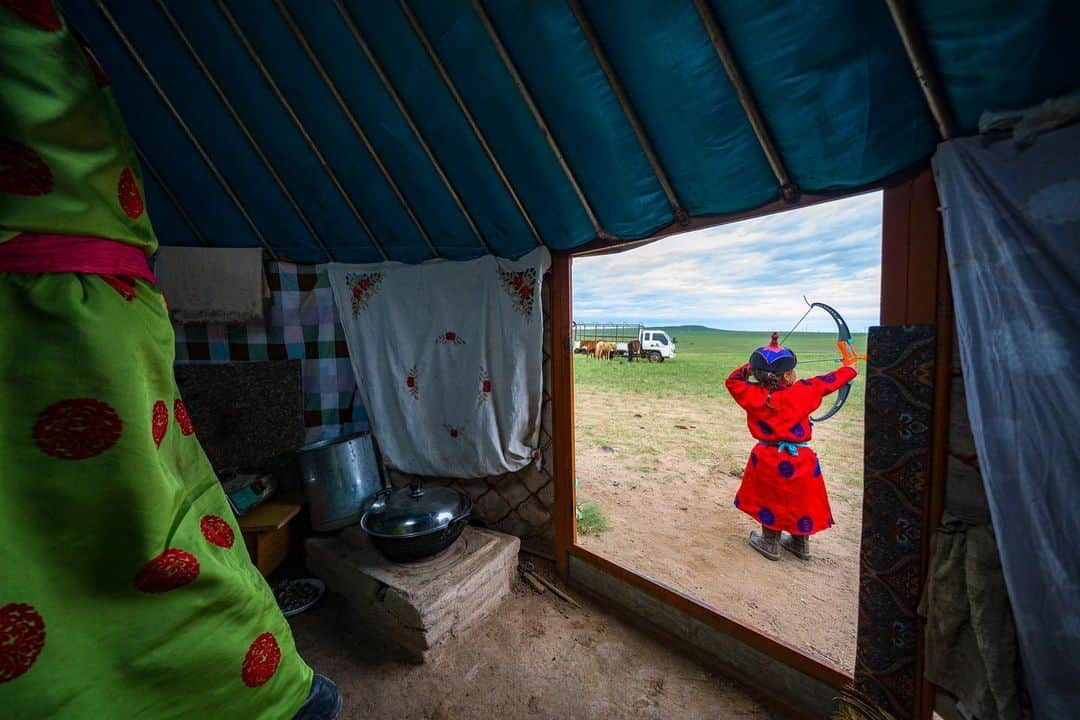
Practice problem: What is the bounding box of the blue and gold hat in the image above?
[749,332,797,372]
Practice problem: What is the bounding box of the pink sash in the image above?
[0,233,156,284]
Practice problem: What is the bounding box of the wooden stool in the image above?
[238,501,301,576]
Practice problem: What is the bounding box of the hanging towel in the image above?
[155,246,268,323]
[327,247,551,478]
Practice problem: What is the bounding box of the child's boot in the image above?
[781,532,811,560]
[749,526,781,561]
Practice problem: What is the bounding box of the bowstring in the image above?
[778,296,814,346]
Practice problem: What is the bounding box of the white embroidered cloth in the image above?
[326,247,550,478]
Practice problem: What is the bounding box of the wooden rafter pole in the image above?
[471,0,608,241]
[885,0,957,140]
[567,0,687,226]
[332,0,492,255]
[691,0,798,202]
[273,0,441,260]
[216,0,389,261]
[157,0,334,262]
[94,0,279,259]
[399,0,544,248]
[134,143,209,247]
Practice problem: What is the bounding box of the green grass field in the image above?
[573,326,866,493]
[574,325,865,406]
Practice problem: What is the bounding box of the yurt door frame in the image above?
[548,165,951,720]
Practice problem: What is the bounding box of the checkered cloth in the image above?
[173,261,366,444]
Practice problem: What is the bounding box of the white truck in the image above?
[572,322,677,362]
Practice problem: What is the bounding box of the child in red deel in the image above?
[725,333,856,561]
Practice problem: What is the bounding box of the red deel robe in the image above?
[725,363,857,535]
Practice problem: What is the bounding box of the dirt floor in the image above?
[574,377,863,673]
[290,561,778,720]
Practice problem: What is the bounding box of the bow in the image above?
[778,297,866,422]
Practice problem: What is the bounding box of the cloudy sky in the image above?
[573,191,882,333]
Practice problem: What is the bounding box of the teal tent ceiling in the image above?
[59,0,1079,263]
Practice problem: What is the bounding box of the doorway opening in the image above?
[570,192,882,673]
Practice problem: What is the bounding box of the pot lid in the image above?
[361,482,471,539]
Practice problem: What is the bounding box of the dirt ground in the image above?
[574,383,862,673]
[291,562,778,720]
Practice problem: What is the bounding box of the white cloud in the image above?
[573,192,882,332]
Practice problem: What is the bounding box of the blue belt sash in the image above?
[758,440,811,457]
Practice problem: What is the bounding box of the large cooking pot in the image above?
[360,481,472,563]
[297,431,382,531]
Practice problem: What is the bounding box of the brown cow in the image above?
[595,341,616,360]
[579,339,598,358]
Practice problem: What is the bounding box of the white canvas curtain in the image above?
[326,247,550,478]
[933,123,1080,720]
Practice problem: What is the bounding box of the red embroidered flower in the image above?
[117,167,144,219]
[498,268,537,317]
[134,548,200,593]
[406,376,415,388]
[346,272,382,315]
[151,400,168,448]
[447,426,460,439]
[33,398,123,460]
[242,633,281,687]
[1,1,62,31]
[0,603,46,683]
[174,398,194,436]
[482,380,491,393]
[0,138,53,196]
[79,44,109,87]
[436,331,464,345]
[200,515,235,549]
[102,275,136,301]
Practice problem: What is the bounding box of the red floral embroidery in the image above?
[497,267,537,317]
[33,398,122,460]
[478,368,491,406]
[0,138,53,196]
[0,0,62,31]
[0,603,46,683]
[102,275,136,301]
[200,515,235,549]
[79,44,110,87]
[134,548,200,593]
[242,633,282,687]
[345,272,382,315]
[174,398,194,436]
[436,330,465,345]
[117,167,144,219]
[405,366,419,399]
[445,425,461,439]
[151,400,168,448]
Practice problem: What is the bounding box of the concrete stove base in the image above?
[306,525,519,662]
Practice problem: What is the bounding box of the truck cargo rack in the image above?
[571,322,643,343]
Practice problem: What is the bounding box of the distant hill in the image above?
[658,325,839,338]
